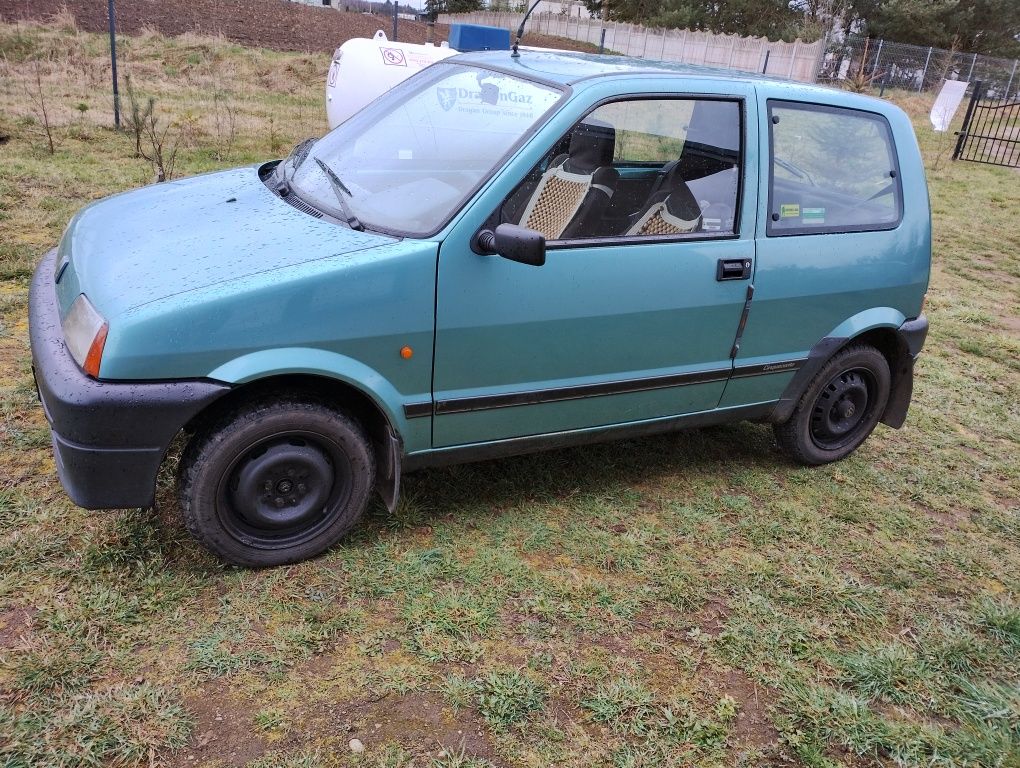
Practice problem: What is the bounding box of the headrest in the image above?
[685,100,740,152]
[565,119,616,174]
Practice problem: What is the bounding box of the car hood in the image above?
[55,166,397,318]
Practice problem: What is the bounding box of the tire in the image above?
[178,396,375,567]
[773,344,891,466]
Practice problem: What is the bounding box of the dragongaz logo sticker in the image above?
[436,86,536,114]
[437,88,458,111]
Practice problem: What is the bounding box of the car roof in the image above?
[456,49,789,84]
[453,49,894,112]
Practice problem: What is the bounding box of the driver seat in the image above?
[518,120,619,240]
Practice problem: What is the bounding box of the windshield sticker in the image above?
[398,149,412,160]
[780,203,800,218]
[435,85,538,120]
[802,207,826,224]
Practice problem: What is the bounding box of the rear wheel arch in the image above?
[852,327,915,428]
[772,323,916,428]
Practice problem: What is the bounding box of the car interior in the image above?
[499,99,741,241]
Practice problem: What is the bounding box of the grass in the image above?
[0,19,1018,768]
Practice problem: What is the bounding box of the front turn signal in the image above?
[62,294,109,378]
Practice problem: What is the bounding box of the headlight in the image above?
[62,294,108,378]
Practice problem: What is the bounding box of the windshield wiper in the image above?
[313,157,364,231]
[276,137,317,195]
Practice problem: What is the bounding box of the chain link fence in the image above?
[819,35,1019,99]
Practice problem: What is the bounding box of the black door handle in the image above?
[716,258,752,281]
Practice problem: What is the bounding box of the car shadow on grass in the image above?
[144,419,783,572]
[364,420,782,529]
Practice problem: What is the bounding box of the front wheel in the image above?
[178,397,375,567]
[773,344,891,466]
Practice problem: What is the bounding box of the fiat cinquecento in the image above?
[30,51,930,566]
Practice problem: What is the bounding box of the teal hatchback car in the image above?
[30,51,930,566]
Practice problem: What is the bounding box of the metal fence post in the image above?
[1007,59,1018,101]
[954,80,982,160]
[871,38,883,77]
[107,0,120,129]
[919,46,932,92]
[967,51,977,81]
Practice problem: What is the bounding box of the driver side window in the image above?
[498,97,742,242]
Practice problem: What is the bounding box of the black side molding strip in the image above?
[403,358,805,419]
[403,401,433,419]
[433,367,732,416]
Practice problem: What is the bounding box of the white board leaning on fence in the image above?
[930,80,968,132]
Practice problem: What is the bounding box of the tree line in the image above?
[427,0,1019,56]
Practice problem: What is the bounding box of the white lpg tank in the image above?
[326,31,458,129]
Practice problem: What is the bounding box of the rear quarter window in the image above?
[767,101,902,236]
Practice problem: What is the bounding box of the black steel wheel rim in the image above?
[216,430,353,549]
[809,367,876,451]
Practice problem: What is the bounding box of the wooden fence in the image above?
[437,11,825,83]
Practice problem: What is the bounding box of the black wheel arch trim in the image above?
[769,313,928,429]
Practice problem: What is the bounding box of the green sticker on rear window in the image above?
[780,203,800,218]
[802,207,826,224]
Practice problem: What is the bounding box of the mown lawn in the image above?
[0,19,1018,768]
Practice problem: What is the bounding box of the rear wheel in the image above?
[178,397,374,567]
[773,344,890,466]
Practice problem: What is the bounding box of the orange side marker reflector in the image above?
[400,346,413,359]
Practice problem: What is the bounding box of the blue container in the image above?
[448,24,511,52]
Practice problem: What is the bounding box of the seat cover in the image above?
[519,121,617,240]
[625,165,703,236]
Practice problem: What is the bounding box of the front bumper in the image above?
[29,249,230,509]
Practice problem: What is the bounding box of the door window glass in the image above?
[768,101,901,235]
[498,98,742,241]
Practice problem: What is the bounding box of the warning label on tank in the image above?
[380,48,407,66]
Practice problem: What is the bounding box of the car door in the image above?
[722,95,926,409]
[432,89,759,448]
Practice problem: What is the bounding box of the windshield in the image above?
[288,62,564,237]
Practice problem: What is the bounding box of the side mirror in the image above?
[476,223,546,267]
